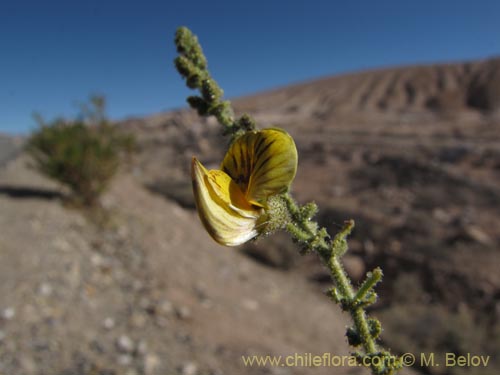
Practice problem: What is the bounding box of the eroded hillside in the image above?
[1,57,499,375]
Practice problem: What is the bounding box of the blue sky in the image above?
[1,0,499,134]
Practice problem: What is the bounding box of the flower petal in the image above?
[191,157,261,246]
[221,128,298,206]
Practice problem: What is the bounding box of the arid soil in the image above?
[1,57,499,375]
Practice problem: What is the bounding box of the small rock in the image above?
[181,361,198,375]
[2,307,15,320]
[116,335,135,353]
[103,317,115,330]
[241,298,259,311]
[433,208,452,223]
[38,283,53,297]
[176,306,192,320]
[90,253,105,267]
[144,353,160,375]
[158,299,174,315]
[466,226,493,246]
[0,330,5,342]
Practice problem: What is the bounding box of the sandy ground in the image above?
[1,57,499,375]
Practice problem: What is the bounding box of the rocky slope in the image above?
[1,57,499,375]
[125,56,500,374]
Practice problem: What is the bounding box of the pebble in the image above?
[433,208,452,223]
[103,317,115,330]
[176,306,192,320]
[116,335,135,353]
[2,307,15,320]
[241,298,259,311]
[466,226,493,246]
[158,299,174,315]
[38,282,53,296]
[90,253,105,267]
[181,361,198,375]
[144,353,160,375]
[0,330,5,342]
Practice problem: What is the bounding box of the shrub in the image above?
[26,96,134,206]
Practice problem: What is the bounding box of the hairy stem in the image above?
[174,26,402,375]
[175,27,256,140]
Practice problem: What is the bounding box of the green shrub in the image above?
[26,96,134,206]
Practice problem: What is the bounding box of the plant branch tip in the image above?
[174,26,400,375]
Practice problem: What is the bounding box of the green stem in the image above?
[329,254,354,300]
[174,27,256,139]
[355,267,383,302]
[353,305,377,354]
[174,26,402,375]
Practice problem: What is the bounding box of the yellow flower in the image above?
[191,128,298,246]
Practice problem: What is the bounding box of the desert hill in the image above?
[236,57,500,116]
[1,57,499,375]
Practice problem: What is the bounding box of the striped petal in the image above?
[221,128,298,206]
[191,157,261,246]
